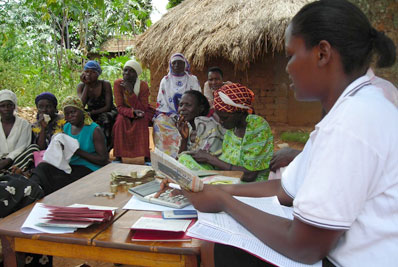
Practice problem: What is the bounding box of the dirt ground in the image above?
[16,107,310,266]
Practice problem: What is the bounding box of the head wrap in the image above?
[123,60,142,96]
[0,89,17,110]
[169,53,190,75]
[35,92,58,108]
[84,60,102,75]
[124,60,142,76]
[213,83,254,113]
[62,95,93,125]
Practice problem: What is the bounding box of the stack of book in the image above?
[37,204,115,228]
[21,203,117,234]
[130,214,196,242]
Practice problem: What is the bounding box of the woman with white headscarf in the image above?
[112,60,154,161]
[0,89,36,172]
[153,53,201,158]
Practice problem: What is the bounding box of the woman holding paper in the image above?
[162,0,398,266]
[30,96,108,196]
[182,83,273,182]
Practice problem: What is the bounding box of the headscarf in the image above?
[84,60,102,75]
[169,53,190,75]
[124,60,142,95]
[62,95,93,125]
[35,92,58,108]
[213,83,255,113]
[0,89,17,110]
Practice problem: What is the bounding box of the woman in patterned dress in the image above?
[184,83,273,182]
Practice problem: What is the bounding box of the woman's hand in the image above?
[182,185,231,213]
[187,150,214,163]
[80,72,88,84]
[120,80,134,94]
[38,113,48,129]
[0,158,13,171]
[133,109,145,118]
[177,115,189,139]
[154,178,182,198]
[269,147,301,172]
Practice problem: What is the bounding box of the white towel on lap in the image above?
[42,133,79,174]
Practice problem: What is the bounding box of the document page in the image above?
[187,196,321,267]
[131,217,191,232]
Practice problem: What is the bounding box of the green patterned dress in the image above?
[179,114,273,181]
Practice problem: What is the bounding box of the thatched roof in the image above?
[134,0,313,71]
[101,37,135,53]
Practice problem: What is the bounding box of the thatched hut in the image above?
[134,0,322,125]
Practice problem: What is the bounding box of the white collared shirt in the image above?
[0,116,32,160]
[367,68,398,108]
[282,75,398,267]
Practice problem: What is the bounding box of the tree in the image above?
[167,0,184,9]
[0,0,153,106]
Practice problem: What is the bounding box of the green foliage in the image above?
[280,131,310,144]
[167,0,184,9]
[0,0,153,107]
[100,55,151,87]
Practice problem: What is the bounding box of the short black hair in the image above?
[291,0,396,74]
[183,90,210,116]
[207,66,223,78]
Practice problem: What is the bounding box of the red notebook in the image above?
[39,204,114,228]
[131,215,196,242]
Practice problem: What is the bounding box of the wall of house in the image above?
[351,0,398,86]
[148,52,322,126]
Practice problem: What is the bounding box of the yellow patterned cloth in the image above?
[61,95,93,125]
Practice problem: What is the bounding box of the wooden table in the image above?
[0,164,242,266]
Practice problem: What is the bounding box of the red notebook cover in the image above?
[131,215,196,242]
[41,204,114,223]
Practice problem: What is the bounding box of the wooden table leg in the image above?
[1,235,17,267]
[184,254,199,267]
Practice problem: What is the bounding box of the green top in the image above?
[219,114,273,181]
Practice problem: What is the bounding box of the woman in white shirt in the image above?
[0,89,34,172]
[160,0,398,266]
[153,53,201,158]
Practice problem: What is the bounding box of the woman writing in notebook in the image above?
[159,0,398,266]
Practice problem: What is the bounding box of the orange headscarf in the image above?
[213,83,255,113]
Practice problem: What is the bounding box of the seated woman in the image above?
[112,60,154,161]
[32,92,65,150]
[77,60,117,150]
[0,89,37,172]
[177,90,224,168]
[183,83,273,182]
[30,96,109,196]
[203,66,231,109]
[153,53,201,158]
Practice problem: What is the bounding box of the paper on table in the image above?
[21,203,77,234]
[69,203,118,215]
[187,196,321,267]
[123,195,194,211]
[131,217,191,232]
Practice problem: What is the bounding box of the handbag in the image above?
[33,150,45,167]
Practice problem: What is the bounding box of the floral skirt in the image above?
[153,114,181,159]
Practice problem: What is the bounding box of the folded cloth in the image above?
[43,133,79,174]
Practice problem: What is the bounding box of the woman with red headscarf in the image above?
[181,83,273,182]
